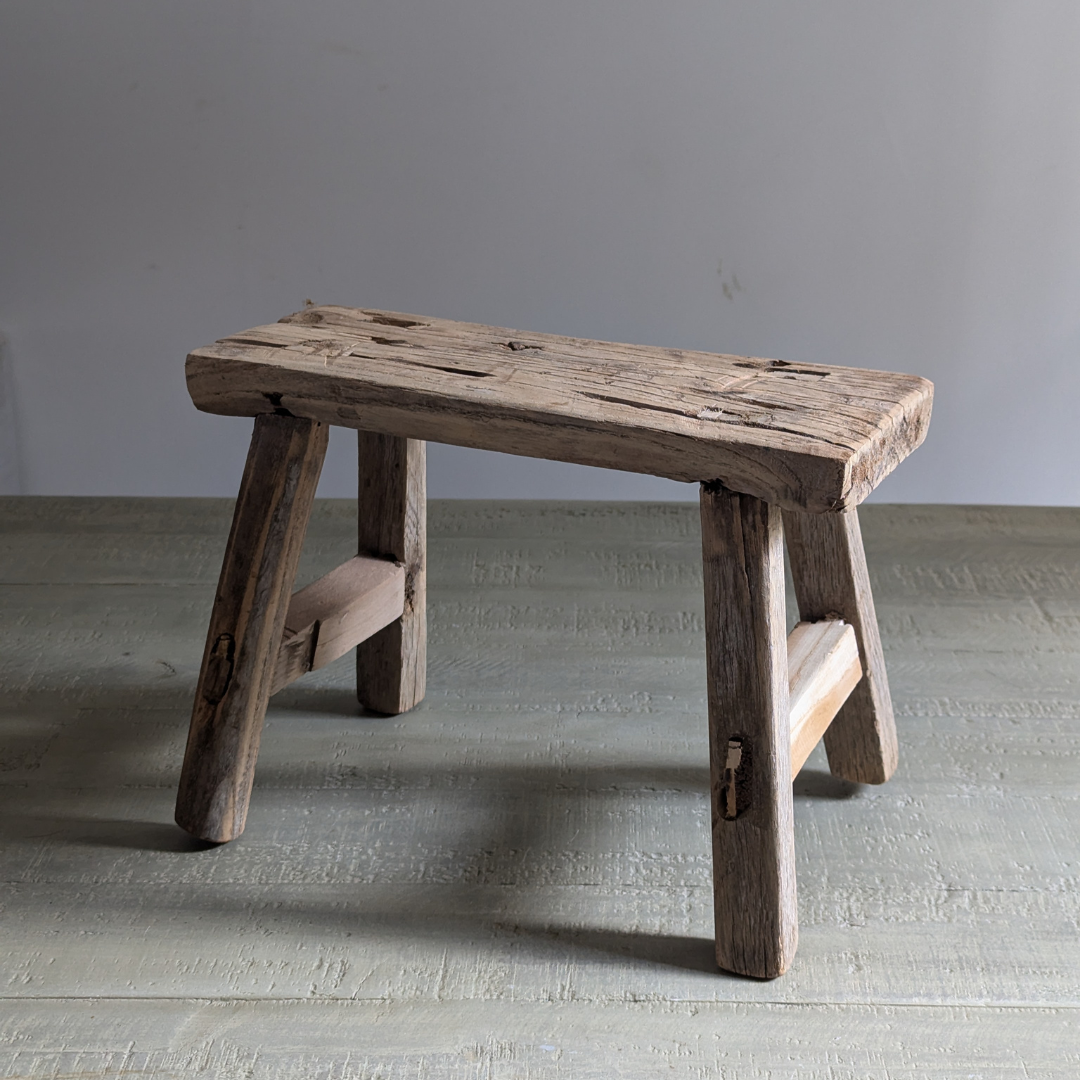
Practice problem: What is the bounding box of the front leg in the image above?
[700,483,797,978]
[175,414,328,842]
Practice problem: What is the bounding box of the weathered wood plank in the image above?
[1,867,1079,1007]
[184,306,934,512]
[3,998,1077,1080]
[787,619,863,779]
[700,482,796,978]
[356,432,427,714]
[173,415,327,843]
[783,506,899,783]
[271,556,405,695]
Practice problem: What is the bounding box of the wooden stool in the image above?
[175,305,933,978]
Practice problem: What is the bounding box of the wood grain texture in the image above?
[184,305,934,513]
[783,506,898,783]
[700,482,797,978]
[174,415,327,843]
[787,620,863,780]
[356,431,426,714]
[271,556,405,695]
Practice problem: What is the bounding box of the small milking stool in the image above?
[174,305,933,978]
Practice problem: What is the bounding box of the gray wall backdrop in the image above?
[2,1,1078,502]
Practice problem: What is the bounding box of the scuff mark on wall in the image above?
[717,260,745,302]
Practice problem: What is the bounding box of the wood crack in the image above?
[349,353,496,379]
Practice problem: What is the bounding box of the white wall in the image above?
[1,1,1078,502]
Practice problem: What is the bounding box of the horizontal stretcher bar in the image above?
[271,561,860,780]
[787,619,863,779]
[272,555,406,695]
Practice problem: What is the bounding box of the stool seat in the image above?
[188,306,932,514]
[174,304,933,979]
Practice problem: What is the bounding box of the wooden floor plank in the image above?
[0,877,1076,1006]
[2,999,1077,1079]
[1,498,1079,1074]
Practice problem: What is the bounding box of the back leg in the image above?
[782,507,897,784]
[356,431,427,715]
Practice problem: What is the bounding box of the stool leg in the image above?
[782,507,898,784]
[175,414,328,842]
[700,482,797,978]
[357,432,426,714]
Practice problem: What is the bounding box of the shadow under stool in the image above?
[172,305,933,978]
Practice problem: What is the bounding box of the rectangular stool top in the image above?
[187,305,933,513]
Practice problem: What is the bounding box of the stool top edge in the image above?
[185,306,933,513]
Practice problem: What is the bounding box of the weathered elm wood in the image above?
[357,431,427,715]
[700,482,797,978]
[174,414,328,843]
[184,306,934,513]
[271,555,406,695]
[783,507,898,784]
[787,619,863,780]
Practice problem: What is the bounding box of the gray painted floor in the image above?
[0,498,1077,1078]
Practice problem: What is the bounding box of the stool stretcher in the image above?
[271,556,406,695]
[786,619,863,780]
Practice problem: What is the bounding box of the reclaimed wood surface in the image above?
[2,498,1079,1077]
[356,432,427,714]
[271,555,405,695]
[700,483,796,977]
[787,619,863,779]
[185,306,934,513]
[174,415,327,842]
[784,506,899,783]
